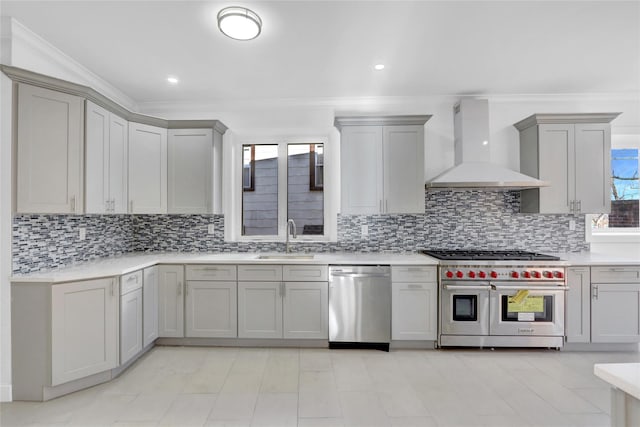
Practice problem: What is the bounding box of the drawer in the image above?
[591,266,640,283]
[238,265,283,281]
[121,270,143,294]
[392,266,437,283]
[186,264,237,281]
[283,265,328,282]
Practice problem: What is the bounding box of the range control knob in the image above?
[532,271,541,278]
[543,271,553,278]
[490,271,498,279]
[456,271,464,278]
[511,271,520,279]
[478,271,487,279]
[554,271,564,279]
[522,271,531,278]
[446,271,453,279]
[468,271,476,278]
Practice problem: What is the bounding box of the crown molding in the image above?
[333,115,432,130]
[513,113,623,131]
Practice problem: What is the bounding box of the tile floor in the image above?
[1,346,639,426]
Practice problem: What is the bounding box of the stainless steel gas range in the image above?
[422,250,569,349]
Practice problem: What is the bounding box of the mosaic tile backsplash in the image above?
[12,190,589,273]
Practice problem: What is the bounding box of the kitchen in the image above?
[1,1,640,426]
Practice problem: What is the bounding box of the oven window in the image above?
[501,295,553,322]
[453,295,477,321]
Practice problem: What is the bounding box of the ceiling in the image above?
[1,1,639,107]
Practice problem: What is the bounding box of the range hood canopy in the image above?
[426,98,549,190]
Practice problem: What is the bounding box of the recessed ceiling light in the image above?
[374,64,385,71]
[167,76,179,84]
[217,6,262,41]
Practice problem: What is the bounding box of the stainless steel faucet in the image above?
[286,219,297,253]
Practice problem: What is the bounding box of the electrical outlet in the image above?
[569,220,576,231]
[79,227,86,241]
[208,224,215,234]
[361,224,369,237]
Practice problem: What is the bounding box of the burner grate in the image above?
[421,249,560,261]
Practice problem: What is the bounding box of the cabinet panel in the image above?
[392,281,437,340]
[121,270,142,295]
[383,125,425,214]
[120,288,143,365]
[340,126,384,214]
[168,129,213,214]
[238,282,283,338]
[592,283,640,343]
[391,266,436,283]
[592,267,640,283]
[17,83,84,214]
[238,265,283,281]
[283,265,328,282]
[51,278,118,386]
[109,114,128,214]
[185,281,237,337]
[565,267,591,343]
[186,264,237,281]
[143,266,159,347]
[537,124,574,213]
[158,265,184,337]
[128,122,167,213]
[283,282,328,339]
[575,124,610,214]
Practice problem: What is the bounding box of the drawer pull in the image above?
[407,284,423,289]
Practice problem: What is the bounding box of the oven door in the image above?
[489,282,566,336]
[440,282,490,336]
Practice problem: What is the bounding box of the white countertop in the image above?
[594,363,640,400]
[10,252,439,283]
[556,251,640,266]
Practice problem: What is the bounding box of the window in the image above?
[240,142,325,238]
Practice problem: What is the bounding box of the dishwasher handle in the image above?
[330,272,391,279]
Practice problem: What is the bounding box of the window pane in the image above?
[288,144,324,235]
[592,148,639,229]
[242,144,278,236]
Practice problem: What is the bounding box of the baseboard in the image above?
[0,384,12,402]
[562,342,640,352]
[391,340,437,350]
[156,337,328,348]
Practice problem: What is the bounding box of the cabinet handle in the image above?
[408,284,423,289]
[178,282,182,296]
[379,200,383,212]
[130,200,133,213]
[110,199,115,212]
[569,200,575,212]
[592,285,598,300]
[385,199,388,213]
[70,196,76,212]
[577,200,582,212]
[127,275,137,282]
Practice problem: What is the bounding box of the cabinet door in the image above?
[575,124,611,214]
[592,283,640,343]
[51,278,118,386]
[283,282,328,339]
[158,265,184,337]
[120,288,143,365]
[383,125,425,214]
[565,267,591,343]
[340,126,384,214]
[128,122,167,213]
[109,114,128,214]
[238,282,283,338]
[85,101,110,214]
[168,129,213,214]
[185,281,237,337]
[17,84,84,214]
[392,281,437,340]
[143,266,159,347]
[537,124,574,213]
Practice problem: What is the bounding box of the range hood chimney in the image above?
[426,99,549,190]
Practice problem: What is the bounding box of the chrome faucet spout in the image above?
[286,219,297,253]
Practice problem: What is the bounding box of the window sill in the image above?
[588,231,640,243]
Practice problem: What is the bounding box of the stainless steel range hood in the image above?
[426,99,549,190]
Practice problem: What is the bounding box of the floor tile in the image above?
[159,393,217,426]
[250,392,297,426]
[298,390,342,418]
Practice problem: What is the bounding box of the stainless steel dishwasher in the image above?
[328,265,391,351]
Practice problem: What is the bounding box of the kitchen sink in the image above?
[256,254,315,260]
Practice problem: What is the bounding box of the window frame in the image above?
[309,143,324,191]
[242,145,255,192]
[587,134,640,243]
[229,136,334,243]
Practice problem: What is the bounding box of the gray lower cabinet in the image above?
[158,265,185,337]
[185,264,238,338]
[391,266,437,341]
[120,288,143,365]
[565,267,591,343]
[237,265,328,339]
[11,277,119,401]
[143,266,159,347]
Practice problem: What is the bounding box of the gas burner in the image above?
[421,249,560,261]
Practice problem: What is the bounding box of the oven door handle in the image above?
[443,285,492,291]
[491,285,570,291]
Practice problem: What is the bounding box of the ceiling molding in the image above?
[1,65,228,133]
[513,113,623,131]
[333,115,432,130]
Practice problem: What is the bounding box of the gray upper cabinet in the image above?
[17,83,84,214]
[514,113,620,214]
[128,122,168,214]
[336,116,431,215]
[168,129,213,214]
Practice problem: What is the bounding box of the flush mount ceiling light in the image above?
[374,64,385,70]
[217,6,262,41]
[167,76,179,84]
